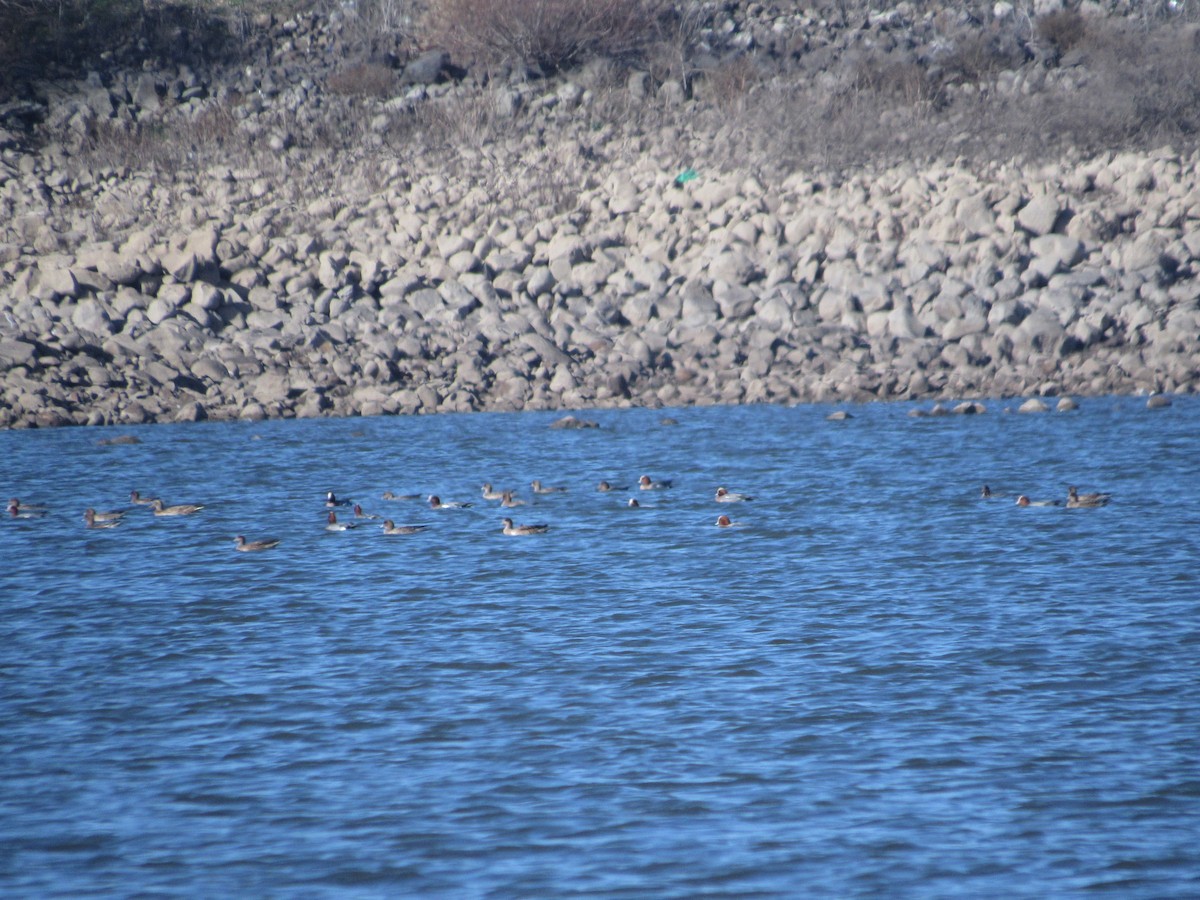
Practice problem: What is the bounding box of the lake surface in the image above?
[2,397,1199,898]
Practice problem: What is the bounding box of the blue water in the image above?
[2,397,1199,898]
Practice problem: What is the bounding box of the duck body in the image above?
[235,535,280,551]
[429,495,472,509]
[715,487,753,502]
[1067,486,1111,508]
[530,480,566,494]
[716,514,737,527]
[353,504,380,519]
[84,509,122,528]
[8,501,47,519]
[638,475,672,490]
[597,481,628,492]
[83,508,125,525]
[150,499,204,516]
[129,490,160,505]
[500,491,526,508]
[325,491,351,507]
[381,520,429,535]
[382,491,421,501]
[326,511,356,531]
[1015,495,1062,507]
[501,517,548,535]
[480,484,505,501]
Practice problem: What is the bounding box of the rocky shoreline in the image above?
[2,2,1198,428]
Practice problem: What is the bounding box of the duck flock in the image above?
[980,484,1112,508]
[6,476,1112,553]
[5,475,773,552]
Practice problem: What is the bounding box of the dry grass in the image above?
[1036,8,1087,56]
[79,101,250,172]
[424,0,675,73]
[327,62,398,97]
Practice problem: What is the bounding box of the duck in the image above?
[353,504,380,520]
[83,507,125,523]
[530,480,566,494]
[1067,486,1111,508]
[9,497,48,511]
[149,498,204,516]
[980,485,993,499]
[83,509,122,529]
[235,535,280,551]
[639,475,672,490]
[480,483,506,500]
[1015,495,1062,507]
[381,520,429,535]
[326,511,356,531]
[501,517,548,535]
[716,514,737,527]
[8,499,47,518]
[325,491,351,507]
[500,491,526,508]
[429,495,472,510]
[627,498,641,508]
[597,480,628,492]
[715,486,753,502]
[381,491,421,501]
[129,490,160,505]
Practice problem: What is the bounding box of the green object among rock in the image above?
[674,168,698,186]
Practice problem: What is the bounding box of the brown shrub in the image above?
[1036,9,1087,55]
[701,56,761,114]
[425,0,674,73]
[80,102,247,172]
[938,27,1027,85]
[328,62,398,97]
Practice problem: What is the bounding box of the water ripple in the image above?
[2,398,1199,896]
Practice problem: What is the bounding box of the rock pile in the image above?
[0,1,1197,428]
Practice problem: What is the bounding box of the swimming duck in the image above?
[353,504,380,520]
[639,475,672,490]
[8,499,47,518]
[480,483,506,500]
[980,485,993,499]
[326,511,356,531]
[1015,495,1061,507]
[1067,486,1111,508]
[149,499,204,516]
[325,491,351,507]
[715,487,753,502]
[83,507,125,523]
[381,520,429,535]
[500,491,526,508]
[83,509,122,529]
[9,498,48,511]
[501,517,548,535]
[530,480,567,494]
[716,514,737,527]
[429,495,472,510]
[235,535,280,551]
[627,498,641,508]
[382,491,421,501]
[129,490,160,505]
[597,481,628,492]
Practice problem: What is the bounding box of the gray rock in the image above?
[402,50,449,85]
[71,298,115,335]
[1018,195,1062,236]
